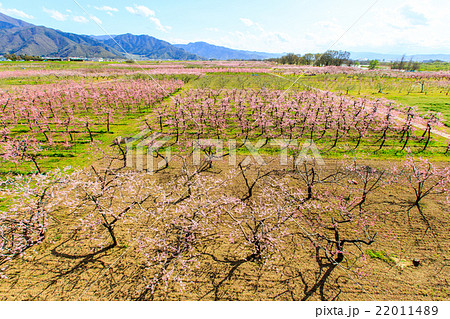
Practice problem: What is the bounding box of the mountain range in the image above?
[0,12,273,60]
[0,12,283,61]
[0,12,202,60]
[350,52,450,62]
[98,34,202,60]
[0,12,33,29]
[0,12,449,62]
[0,12,120,59]
[174,42,281,60]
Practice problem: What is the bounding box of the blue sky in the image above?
[1,0,449,54]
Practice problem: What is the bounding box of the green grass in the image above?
[0,197,9,211]
[366,249,395,265]
[189,72,449,127]
[188,73,305,90]
[0,114,151,175]
[2,67,449,175]
[0,71,199,88]
[418,62,450,71]
[383,94,450,126]
[290,74,450,125]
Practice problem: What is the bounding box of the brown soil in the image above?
[1,156,449,301]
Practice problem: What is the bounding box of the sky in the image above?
[0,0,449,54]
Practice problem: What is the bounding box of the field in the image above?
[0,61,449,301]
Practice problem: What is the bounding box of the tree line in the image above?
[267,50,352,66]
[3,53,43,61]
[391,55,420,71]
[268,51,425,71]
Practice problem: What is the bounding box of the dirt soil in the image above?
[0,156,449,301]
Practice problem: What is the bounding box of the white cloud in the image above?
[208,18,290,53]
[89,15,102,25]
[400,5,428,26]
[199,1,447,54]
[95,6,118,12]
[228,1,450,54]
[43,8,67,21]
[0,3,34,19]
[125,5,171,32]
[240,18,254,27]
[125,5,155,18]
[328,1,450,54]
[95,6,118,16]
[218,29,291,53]
[73,16,88,23]
[240,17,264,32]
[42,7,102,25]
[149,16,171,32]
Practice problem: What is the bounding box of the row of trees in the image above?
[148,88,443,156]
[391,55,421,71]
[0,79,184,173]
[268,50,352,66]
[270,52,427,72]
[1,139,449,299]
[3,54,43,62]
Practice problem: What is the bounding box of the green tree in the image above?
[279,53,299,65]
[4,53,18,61]
[406,59,420,71]
[315,50,350,66]
[392,55,406,70]
[299,53,315,65]
[369,60,379,70]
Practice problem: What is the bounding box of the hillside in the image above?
[0,26,122,58]
[0,13,200,60]
[175,42,282,60]
[0,12,34,30]
[101,34,202,60]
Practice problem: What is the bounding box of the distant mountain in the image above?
[100,34,203,60]
[1,13,448,62]
[410,54,450,62]
[0,13,200,60]
[0,12,34,30]
[0,26,122,58]
[174,42,282,60]
[350,52,450,62]
[90,35,117,41]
